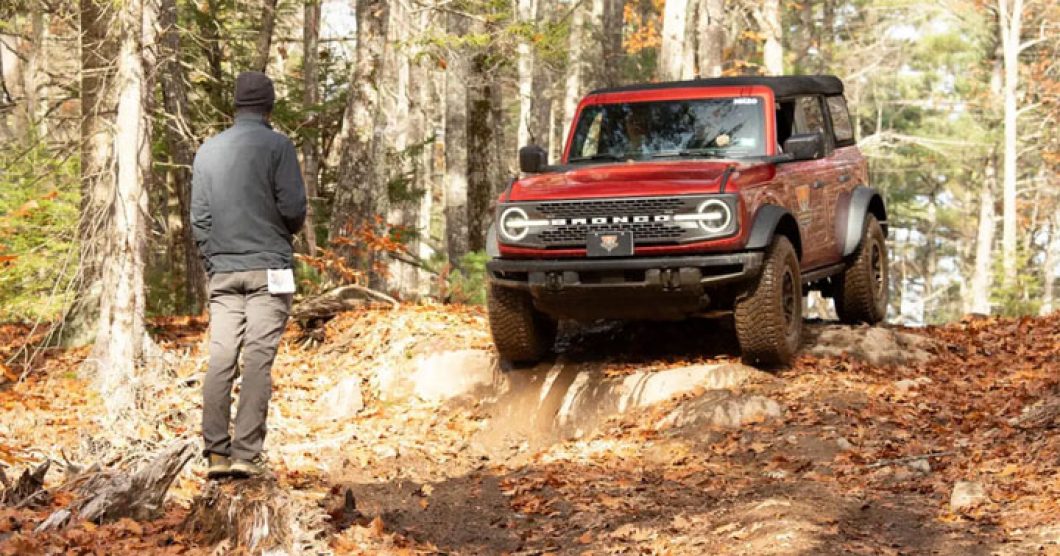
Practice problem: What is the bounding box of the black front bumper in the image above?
[487,252,764,321]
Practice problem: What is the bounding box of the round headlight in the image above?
[499,207,530,241]
[696,199,732,233]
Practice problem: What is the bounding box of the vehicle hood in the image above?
[507,160,764,201]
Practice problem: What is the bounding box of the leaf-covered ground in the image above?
[0,307,1058,555]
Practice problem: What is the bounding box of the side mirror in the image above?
[782,132,825,161]
[519,145,548,173]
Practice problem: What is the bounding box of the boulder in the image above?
[950,481,988,512]
[316,376,365,420]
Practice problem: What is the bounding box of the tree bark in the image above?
[515,0,536,148]
[301,0,321,256]
[969,155,997,315]
[467,51,502,252]
[90,0,156,418]
[562,4,586,144]
[65,0,122,347]
[253,0,279,72]
[696,0,724,77]
[998,0,1023,290]
[756,0,784,75]
[1041,211,1059,316]
[330,0,390,283]
[444,12,470,265]
[658,0,688,81]
[160,0,206,313]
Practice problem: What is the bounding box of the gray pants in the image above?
[202,270,291,461]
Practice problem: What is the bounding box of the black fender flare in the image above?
[836,186,888,257]
[746,204,802,259]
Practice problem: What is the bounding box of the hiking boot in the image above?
[229,455,268,478]
[206,454,231,479]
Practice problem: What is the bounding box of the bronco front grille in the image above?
[535,198,687,247]
[537,198,686,219]
[495,194,739,249]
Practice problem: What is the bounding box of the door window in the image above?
[794,96,832,152]
[826,95,855,147]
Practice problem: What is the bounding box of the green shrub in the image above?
[0,133,79,322]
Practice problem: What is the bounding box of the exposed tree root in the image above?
[0,460,50,507]
[35,439,196,532]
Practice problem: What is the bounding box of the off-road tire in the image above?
[835,214,888,324]
[734,236,803,367]
[487,283,557,364]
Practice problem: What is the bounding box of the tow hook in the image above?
[546,272,563,291]
[661,268,680,291]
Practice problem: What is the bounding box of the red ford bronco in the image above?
[486,76,888,366]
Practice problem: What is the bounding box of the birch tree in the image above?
[997,0,1024,289]
[515,0,536,148]
[969,155,997,314]
[755,0,784,75]
[444,12,470,264]
[696,0,725,77]
[658,0,689,80]
[301,0,321,256]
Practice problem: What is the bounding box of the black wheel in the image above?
[835,214,888,324]
[734,236,803,367]
[487,283,557,364]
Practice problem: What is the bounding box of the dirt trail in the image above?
[1,309,1058,554]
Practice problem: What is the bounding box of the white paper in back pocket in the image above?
[267,268,296,295]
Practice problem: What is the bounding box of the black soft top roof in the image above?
[589,75,844,99]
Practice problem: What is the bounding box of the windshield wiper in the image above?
[568,153,628,163]
[648,148,729,159]
[676,148,729,158]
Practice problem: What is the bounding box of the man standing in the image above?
[191,71,306,479]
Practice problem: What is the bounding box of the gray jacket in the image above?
[191,113,307,275]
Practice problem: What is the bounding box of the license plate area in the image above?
[587,231,634,257]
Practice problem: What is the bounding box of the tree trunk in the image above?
[515,0,536,148]
[93,0,155,416]
[1041,211,1059,316]
[301,0,321,256]
[444,12,470,265]
[66,0,122,347]
[998,0,1023,290]
[696,0,724,77]
[562,4,586,144]
[24,5,46,131]
[467,51,502,252]
[658,0,688,81]
[968,156,996,315]
[330,0,390,283]
[756,0,784,75]
[253,0,279,72]
[599,0,625,88]
[194,0,226,118]
[160,0,206,313]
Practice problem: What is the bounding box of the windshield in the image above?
[567,97,767,163]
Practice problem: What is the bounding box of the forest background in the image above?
[0,0,1057,341]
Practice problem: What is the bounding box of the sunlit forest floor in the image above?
[1,306,1058,554]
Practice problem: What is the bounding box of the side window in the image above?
[794,96,826,136]
[826,95,855,146]
[794,95,832,152]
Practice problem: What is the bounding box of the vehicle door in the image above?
[824,94,863,260]
[788,95,836,269]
